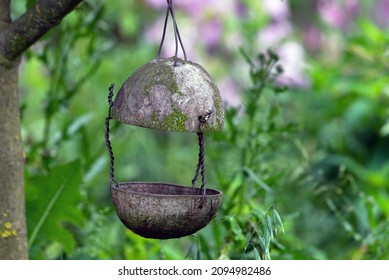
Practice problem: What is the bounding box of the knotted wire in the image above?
[191,111,212,205]
[104,83,118,186]
[157,0,187,65]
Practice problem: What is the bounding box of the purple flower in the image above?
[257,22,293,50]
[276,42,310,88]
[177,0,208,17]
[235,1,248,18]
[144,0,237,60]
[256,0,292,50]
[318,0,360,29]
[263,0,290,21]
[219,78,241,107]
[200,19,223,50]
[145,0,166,9]
[372,0,389,27]
[145,16,196,59]
[303,26,322,52]
[145,0,208,17]
[346,0,360,15]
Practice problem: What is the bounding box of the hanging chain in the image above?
[105,83,118,186]
[191,110,212,203]
[157,0,187,65]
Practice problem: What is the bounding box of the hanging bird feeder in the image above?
[105,0,224,239]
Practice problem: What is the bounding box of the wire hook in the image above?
[157,0,187,65]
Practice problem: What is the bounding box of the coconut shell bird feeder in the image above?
[104,0,224,239]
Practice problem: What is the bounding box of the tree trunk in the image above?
[0,0,28,260]
[0,0,83,259]
[0,62,28,260]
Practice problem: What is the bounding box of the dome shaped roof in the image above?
[111,57,224,132]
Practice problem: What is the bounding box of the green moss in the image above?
[143,58,182,97]
[152,109,188,131]
[211,82,224,122]
[141,58,190,131]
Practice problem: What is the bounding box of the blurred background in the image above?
[11,0,389,259]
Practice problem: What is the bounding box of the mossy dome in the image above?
[111,57,224,132]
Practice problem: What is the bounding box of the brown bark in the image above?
[0,0,84,259]
[0,0,28,260]
[0,0,83,61]
[0,61,28,260]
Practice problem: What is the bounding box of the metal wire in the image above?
[157,6,169,60]
[191,111,212,206]
[157,0,187,64]
[104,83,118,186]
[191,135,202,189]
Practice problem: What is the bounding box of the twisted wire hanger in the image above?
[104,83,118,187]
[191,110,212,207]
[157,0,187,65]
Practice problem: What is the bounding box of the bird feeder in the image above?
[104,0,224,239]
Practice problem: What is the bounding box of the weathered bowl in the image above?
[111,57,224,132]
[110,182,223,239]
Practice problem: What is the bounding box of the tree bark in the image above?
[0,0,28,260]
[0,0,83,259]
[0,0,83,61]
[0,61,28,260]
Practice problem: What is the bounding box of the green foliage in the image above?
[25,160,84,259]
[194,50,290,260]
[281,14,389,259]
[26,0,37,10]
[15,0,389,260]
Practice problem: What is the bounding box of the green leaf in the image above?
[273,209,285,235]
[239,48,255,69]
[26,0,37,9]
[66,113,94,136]
[251,244,261,260]
[243,167,273,193]
[258,236,266,254]
[26,160,84,255]
[358,19,385,45]
[185,243,201,260]
[265,214,274,239]
[229,216,245,242]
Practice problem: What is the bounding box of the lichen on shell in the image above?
[111,57,224,132]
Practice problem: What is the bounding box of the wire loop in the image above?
[157,0,187,65]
